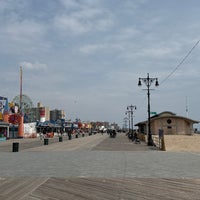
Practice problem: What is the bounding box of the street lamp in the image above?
[138,73,159,146]
[123,117,129,131]
[125,111,131,133]
[127,105,136,135]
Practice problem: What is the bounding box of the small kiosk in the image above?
[0,121,9,141]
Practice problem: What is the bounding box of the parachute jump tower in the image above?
[2,67,24,138]
[18,66,24,138]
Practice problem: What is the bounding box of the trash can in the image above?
[59,136,63,142]
[75,134,78,138]
[82,134,85,137]
[68,134,72,140]
[44,138,49,145]
[13,142,19,152]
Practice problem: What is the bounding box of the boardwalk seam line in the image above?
[18,177,50,200]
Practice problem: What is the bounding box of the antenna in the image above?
[186,96,188,118]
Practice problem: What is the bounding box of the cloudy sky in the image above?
[1,0,200,128]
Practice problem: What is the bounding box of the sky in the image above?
[0,0,200,128]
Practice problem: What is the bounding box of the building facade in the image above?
[24,102,50,122]
[50,109,65,121]
[135,111,199,135]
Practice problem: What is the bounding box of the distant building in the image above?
[50,109,65,121]
[37,102,50,122]
[110,122,120,130]
[135,111,199,135]
[24,103,66,123]
[91,121,110,130]
[24,102,50,122]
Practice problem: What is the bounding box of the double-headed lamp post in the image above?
[123,117,129,131]
[138,73,159,146]
[125,111,131,133]
[127,105,136,134]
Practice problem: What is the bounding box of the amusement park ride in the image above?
[1,67,95,139]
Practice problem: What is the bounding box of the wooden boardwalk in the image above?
[1,177,200,200]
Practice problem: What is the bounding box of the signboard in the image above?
[0,97,8,120]
[150,112,157,115]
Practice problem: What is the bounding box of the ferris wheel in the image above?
[12,94,34,111]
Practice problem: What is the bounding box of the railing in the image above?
[137,133,166,151]
[152,135,165,151]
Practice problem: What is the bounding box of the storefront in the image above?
[0,122,9,141]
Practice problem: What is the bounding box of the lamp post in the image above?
[127,105,136,134]
[123,117,129,131]
[125,111,130,133]
[138,73,159,146]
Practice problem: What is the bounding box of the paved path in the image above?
[0,133,200,199]
[0,133,91,152]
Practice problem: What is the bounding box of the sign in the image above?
[0,97,8,111]
[0,97,8,120]
[150,112,157,115]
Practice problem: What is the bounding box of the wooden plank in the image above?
[0,178,47,200]
[1,177,200,199]
[25,178,200,200]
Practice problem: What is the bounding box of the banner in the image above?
[0,96,9,120]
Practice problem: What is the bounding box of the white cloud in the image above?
[114,27,141,40]
[20,61,47,71]
[0,15,50,56]
[3,20,46,41]
[53,1,114,35]
[79,44,104,54]
[141,47,172,57]
[0,0,28,13]
[54,12,113,34]
[54,14,90,34]
[59,0,102,9]
[58,0,80,8]
[79,43,124,54]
